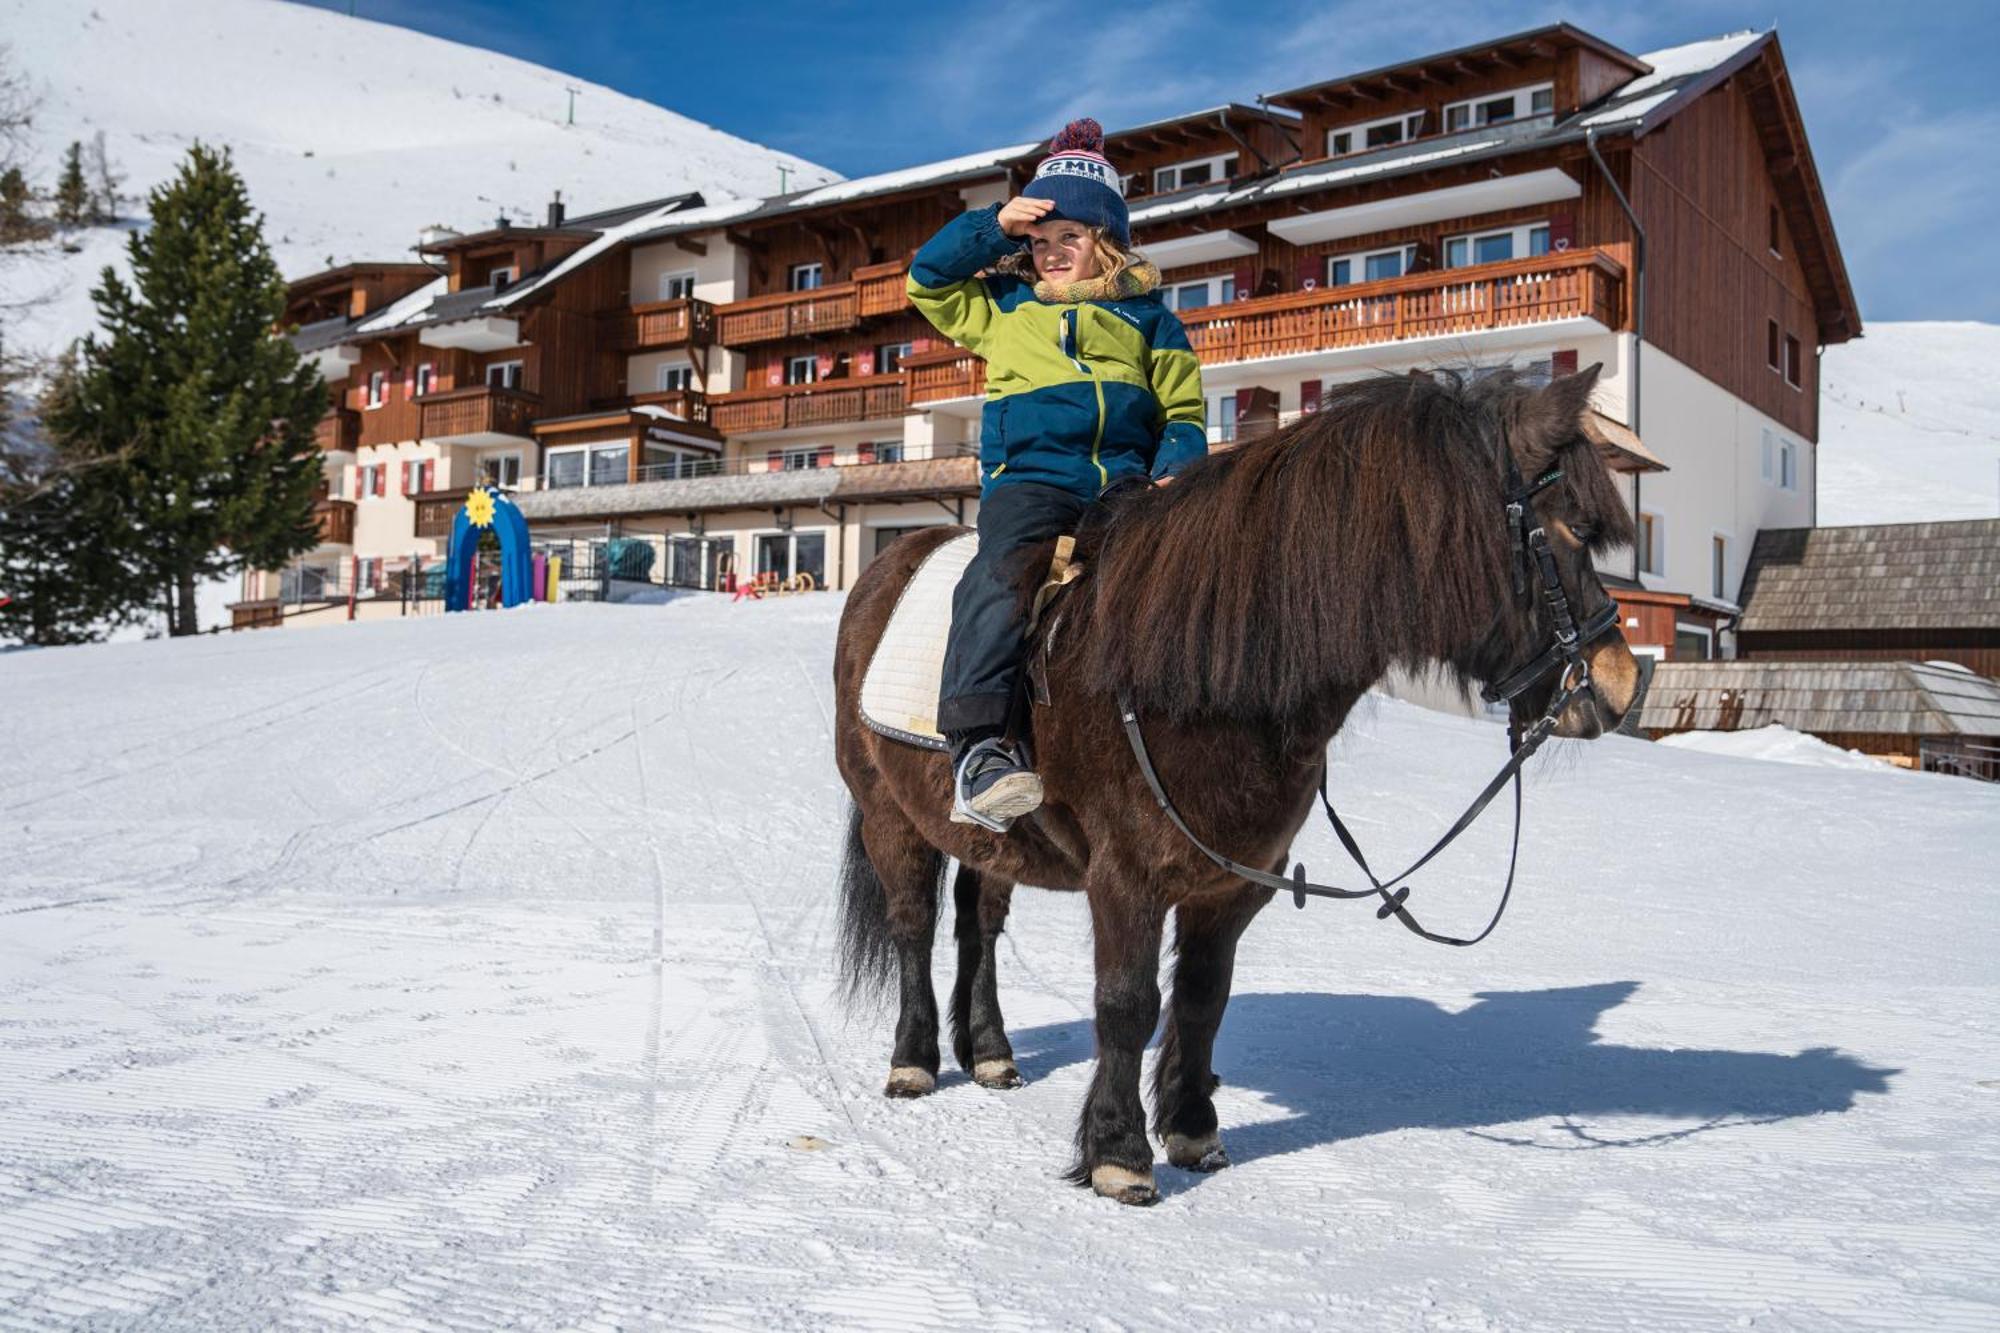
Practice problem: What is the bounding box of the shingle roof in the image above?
[1639,660,2000,737]
[1737,519,2000,634]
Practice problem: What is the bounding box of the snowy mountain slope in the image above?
[1818,321,2000,525]
[1,597,1995,1327]
[0,0,839,360]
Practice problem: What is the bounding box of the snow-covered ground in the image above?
[1,597,1995,1328]
[0,0,838,362]
[1818,321,2000,526]
[1657,724,1896,771]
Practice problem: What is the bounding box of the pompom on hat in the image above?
[1020,117,1129,248]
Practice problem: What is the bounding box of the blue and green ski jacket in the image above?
[906,204,1207,500]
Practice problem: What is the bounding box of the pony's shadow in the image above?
[1007,982,1895,1168]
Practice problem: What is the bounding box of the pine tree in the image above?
[53,141,88,227]
[84,130,121,224]
[41,143,328,637]
[0,165,41,243]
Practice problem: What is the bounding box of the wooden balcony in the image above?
[614,297,713,351]
[708,374,908,434]
[416,385,540,444]
[314,407,360,453]
[412,487,472,540]
[314,497,355,545]
[1176,249,1624,365]
[713,255,913,346]
[905,250,1625,408]
[627,388,711,425]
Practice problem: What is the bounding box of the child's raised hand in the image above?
[997,196,1055,237]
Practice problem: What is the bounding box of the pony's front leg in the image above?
[1152,888,1272,1171]
[1069,887,1167,1204]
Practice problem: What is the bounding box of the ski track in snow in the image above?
[0,597,1997,1329]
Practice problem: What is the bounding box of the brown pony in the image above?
[832,366,1643,1204]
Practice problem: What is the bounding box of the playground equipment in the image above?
[444,487,535,611]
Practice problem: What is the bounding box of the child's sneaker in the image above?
[949,738,1043,831]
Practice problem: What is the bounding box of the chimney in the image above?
[547,191,565,228]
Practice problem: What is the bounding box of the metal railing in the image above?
[534,442,976,491]
[1920,736,2000,783]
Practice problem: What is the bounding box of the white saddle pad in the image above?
[859,532,977,750]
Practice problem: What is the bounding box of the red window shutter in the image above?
[1548,212,1575,252]
[422,460,435,492]
[1300,380,1322,414]
[766,450,781,468]
[815,447,833,467]
[816,351,836,379]
[913,335,933,352]
[857,350,875,376]
[1235,388,1254,416]
[766,363,784,387]
[859,443,876,464]
[1297,256,1321,290]
[1551,349,1579,378]
[1232,264,1255,298]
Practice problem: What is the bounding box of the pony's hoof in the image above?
[1089,1164,1159,1206]
[972,1059,1022,1089]
[883,1066,936,1098]
[1165,1131,1230,1172]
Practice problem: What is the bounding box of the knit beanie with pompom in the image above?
[1020,118,1129,248]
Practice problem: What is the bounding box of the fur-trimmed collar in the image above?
[1031,259,1160,305]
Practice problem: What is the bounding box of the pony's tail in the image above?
[835,803,943,1007]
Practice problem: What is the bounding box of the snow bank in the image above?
[1,597,1995,1326]
[1656,723,1897,770]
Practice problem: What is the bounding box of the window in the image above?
[789,262,823,291]
[874,526,931,559]
[657,363,694,393]
[1153,153,1238,193]
[546,451,586,489]
[1784,334,1802,389]
[872,441,904,464]
[545,441,630,489]
[486,360,523,390]
[1443,223,1550,269]
[1767,319,1781,372]
[1638,510,1663,576]
[1712,534,1729,601]
[414,363,435,398]
[1779,439,1797,491]
[1761,428,1775,481]
[365,370,387,408]
[780,447,824,471]
[401,459,427,495]
[480,453,522,487]
[1768,205,1782,256]
[1326,244,1416,287]
[785,355,817,386]
[875,342,912,374]
[1161,275,1236,310]
[1209,393,1238,443]
[490,265,516,291]
[658,270,696,301]
[1327,112,1423,158]
[359,463,386,498]
[357,557,382,593]
[1674,624,1713,661]
[641,447,715,482]
[1443,84,1554,132]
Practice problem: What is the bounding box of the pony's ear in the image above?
[1515,362,1603,466]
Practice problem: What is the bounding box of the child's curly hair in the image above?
[992,226,1142,288]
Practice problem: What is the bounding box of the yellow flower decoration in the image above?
[464,487,496,529]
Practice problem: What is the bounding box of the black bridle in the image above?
[1118,445,1623,947]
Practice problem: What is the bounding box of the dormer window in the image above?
[1327,111,1423,158]
[1153,152,1238,193]
[1443,84,1554,133]
[489,265,516,291]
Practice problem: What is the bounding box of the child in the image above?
[906,118,1207,831]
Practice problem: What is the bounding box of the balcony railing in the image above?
[314,407,359,453]
[709,374,908,434]
[615,297,714,351]
[627,388,711,425]
[712,255,913,346]
[1177,249,1624,364]
[416,385,540,442]
[533,443,976,491]
[905,250,1625,407]
[314,497,355,545]
[412,486,472,539]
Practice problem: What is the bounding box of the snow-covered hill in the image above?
[1818,321,2000,525]
[0,0,839,359]
[1,596,1995,1326]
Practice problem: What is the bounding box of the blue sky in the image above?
[291,0,1999,324]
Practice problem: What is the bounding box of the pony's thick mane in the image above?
[1074,369,1626,725]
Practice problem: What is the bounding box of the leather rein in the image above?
[1118,449,1622,948]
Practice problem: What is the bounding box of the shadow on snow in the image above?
[1005,981,1896,1167]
